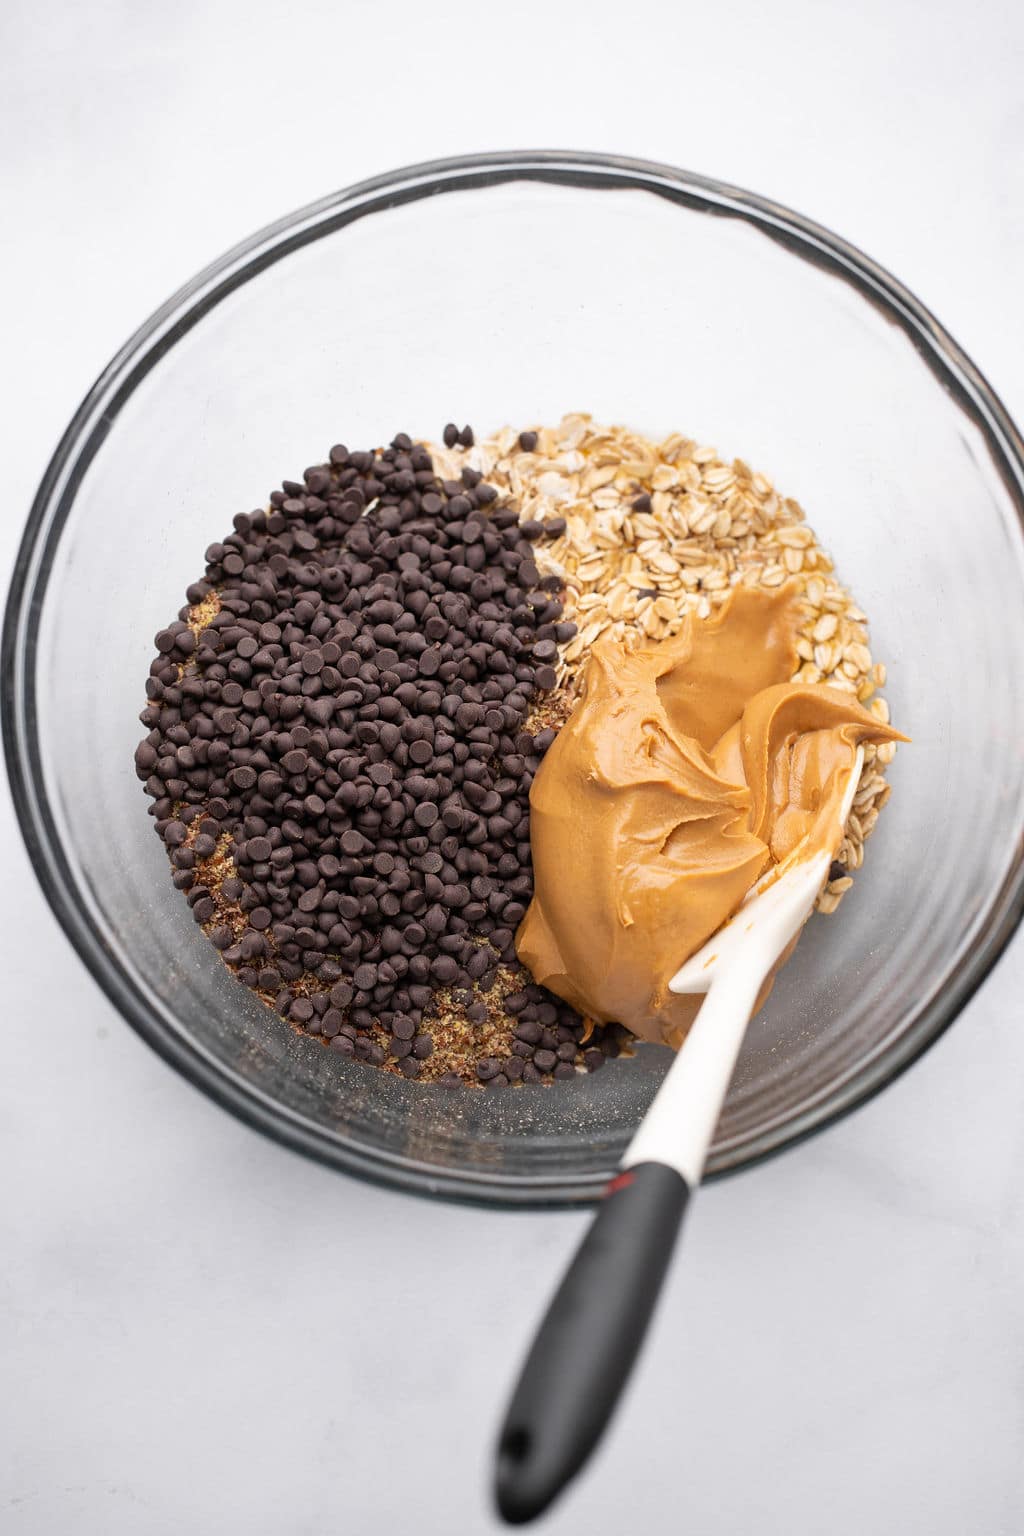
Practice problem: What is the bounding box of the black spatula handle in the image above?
[494,1161,691,1525]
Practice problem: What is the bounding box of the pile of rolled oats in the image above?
[432,413,895,912]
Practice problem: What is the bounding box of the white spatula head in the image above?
[668,745,864,995]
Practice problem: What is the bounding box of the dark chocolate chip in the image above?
[139,427,580,1089]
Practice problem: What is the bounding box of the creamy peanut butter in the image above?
[516,585,905,1049]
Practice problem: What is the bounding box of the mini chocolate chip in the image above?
[140,428,578,1091]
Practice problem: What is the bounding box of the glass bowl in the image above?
[5,152,1024,1206]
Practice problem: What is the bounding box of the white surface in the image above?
[2,2,1023,1532]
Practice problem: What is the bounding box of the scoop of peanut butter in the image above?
[516,584,905,1050]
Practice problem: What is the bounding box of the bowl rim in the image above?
[4,149,1024,1208]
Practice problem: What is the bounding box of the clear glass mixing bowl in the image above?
[4,152,1024,1205]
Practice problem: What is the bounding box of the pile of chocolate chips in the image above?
[136,430,624,1083]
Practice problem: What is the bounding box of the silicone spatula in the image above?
[493,748,865,1524]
